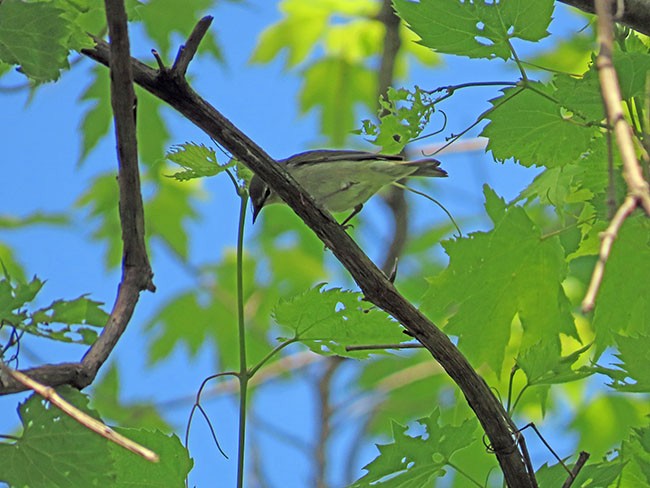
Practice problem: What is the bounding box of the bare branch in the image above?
[81,21,536,486]
[0,0,154,396]
[561,451,590,488]
[0,362,159,462]
[173,16,213,76]
[103,0,153,277]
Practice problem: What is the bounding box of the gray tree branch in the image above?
[0,0,154,395]
[80,19,536,487]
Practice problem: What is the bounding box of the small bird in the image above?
[249,149,447,224]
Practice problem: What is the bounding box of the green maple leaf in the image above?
[166,143,231,181]
[553,68,604,123]
[0,275,107,344]
[423,186,577,373]
[273,286,408,358]
[482,84,598,168]
[146,252,274,370]
[351,409,478,487]
[359,86,436,154]
[605,334,650,392]
[517,342,593,388]
[109,428,192,487]
[514,164,586,208]
[91,364,171,430]
[536,458,623,487]
[0,0,71,82]
[615,51,650,100]
[394,0,553,60]
[250,0,380,68]
[0,387,192,487]
[0,388,115,487]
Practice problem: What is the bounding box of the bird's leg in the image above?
[340,204,363,228]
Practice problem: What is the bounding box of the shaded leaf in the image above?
[351,409,478,487]
[593,215,650,351]
[274,286,408,358]
[0,388,115,487]
[423,186,577,373]
[482,84,598,168]
[0,0,70,82]
[109,428,192,487]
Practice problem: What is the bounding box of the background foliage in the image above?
[1,0,649,486]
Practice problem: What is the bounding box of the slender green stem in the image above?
[392,182,462,237]
[510,384,529,414]
[184,371,239,462]
[425,80,519,101]
[540,217,596,241]
[525,82,608,130]
[494,5,528,82]
[432,86,526,156]
[632,96,646,136]
[506,365,518,415]
[247,338,298,378]
[235,193,248,488]
[506,36,528,82]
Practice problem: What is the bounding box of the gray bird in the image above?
[249,149,447,224]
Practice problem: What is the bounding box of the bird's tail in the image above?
[405,158,447,178]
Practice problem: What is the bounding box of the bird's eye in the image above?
[262,187,271,203]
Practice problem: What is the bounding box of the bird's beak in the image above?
[252,204,261,224]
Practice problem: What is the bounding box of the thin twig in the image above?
[561,451,590,488]
[151,49,166,71]
[582,195,637,311]
[161,351,322,411]
[173,16,213,76]
[0,362,158,462]
[345,342,423,352]
[519,423,572,478]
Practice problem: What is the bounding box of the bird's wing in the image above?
[282,150,403,166]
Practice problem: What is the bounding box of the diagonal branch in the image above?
[0,361,158,462]
[0,0,154,395]
[81,18,536,487]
